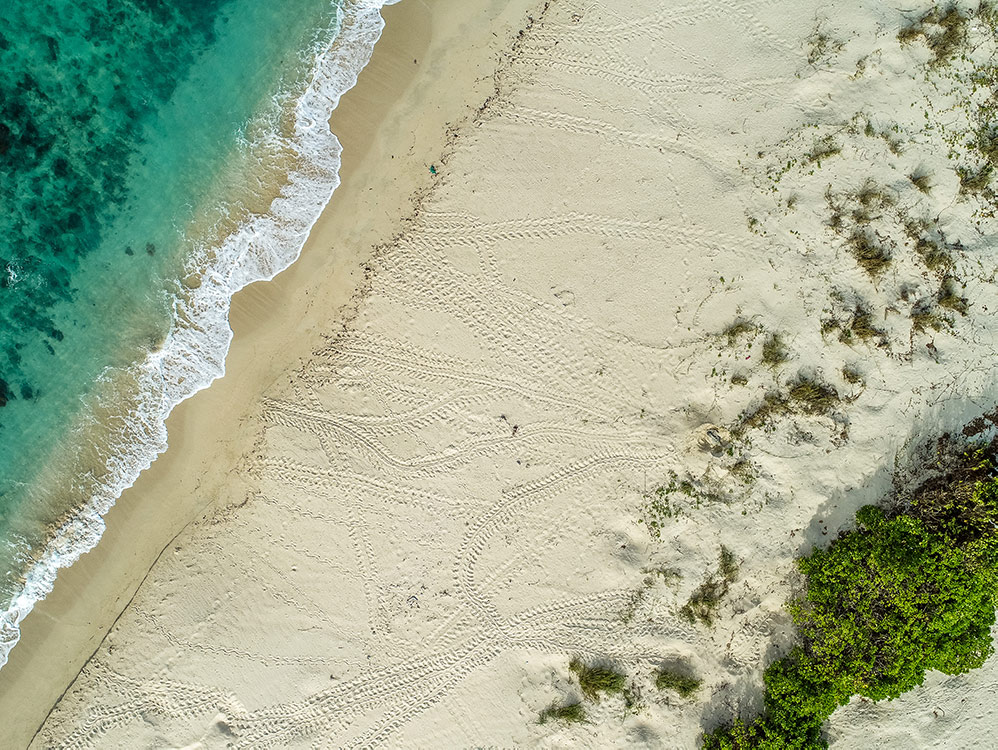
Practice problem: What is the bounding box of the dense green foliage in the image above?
[702,439,998,749]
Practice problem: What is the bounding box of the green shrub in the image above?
[702,714,826,750]
[701,436,998,748]
[907,439,998,546]
[569,659,627,701]
[789,505,998,701]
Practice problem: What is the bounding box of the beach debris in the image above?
[693,424,731,455]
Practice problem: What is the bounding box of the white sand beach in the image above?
[5,0,998,747]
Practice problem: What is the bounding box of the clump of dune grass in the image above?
[722,319,757,346]
[539,702,586,724]
[977,126,998,166]
[910,299,949,332]
[898,22,924,46]
[958,164,993,194]
[730,458,756,484]
[569,659,627,701]
[845,305,884,343]
[719,545,738,581]
[820,318,841,338]
[734,374,841,435]
[981,0,998,27]
[680,546,739,627]
[925,6,969,66]
[851,181,893,225]
[848,231,892,277]
[761,332,789,367]
[731,373,749,386]
[788,377,841,416]
[914,236,953,271]
[735,392,785,434]
[829,302,886,346]
[805,137,842,165]
[841,365,863,385]
[909,172,932,193]
[898,5,970,67]
[655,667,702,699]
[938,277,969,314]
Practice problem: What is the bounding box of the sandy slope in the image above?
[16,0,998,748]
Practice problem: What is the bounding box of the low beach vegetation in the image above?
[804,137,841,166]
[722,319,759,347]
[679,546,739,627]
[958,163,993,194]
[909,299,949,332]
[896,5,969,67]
[851,181,893,225]
[909,171,932,193]
[760,333,789,367]
[569,659,627,701]
[786,379,839,416]
[835,303,885,345]
[538,701,586,724]
[840,365,863,385]
[847,230,892,278]
[702,434,998,749]
[734,374,841,435]
[642,472,728,529]
[655,666,702,699]
[937,277,969,314]
[912,235,953,272]
[729,458,756,484]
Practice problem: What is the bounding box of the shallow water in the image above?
[0,0,393,667]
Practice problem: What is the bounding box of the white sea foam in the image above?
[0,0,399,671]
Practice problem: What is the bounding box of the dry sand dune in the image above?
[14,0,998,747]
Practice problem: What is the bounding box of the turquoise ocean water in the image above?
[0,0,395,667]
